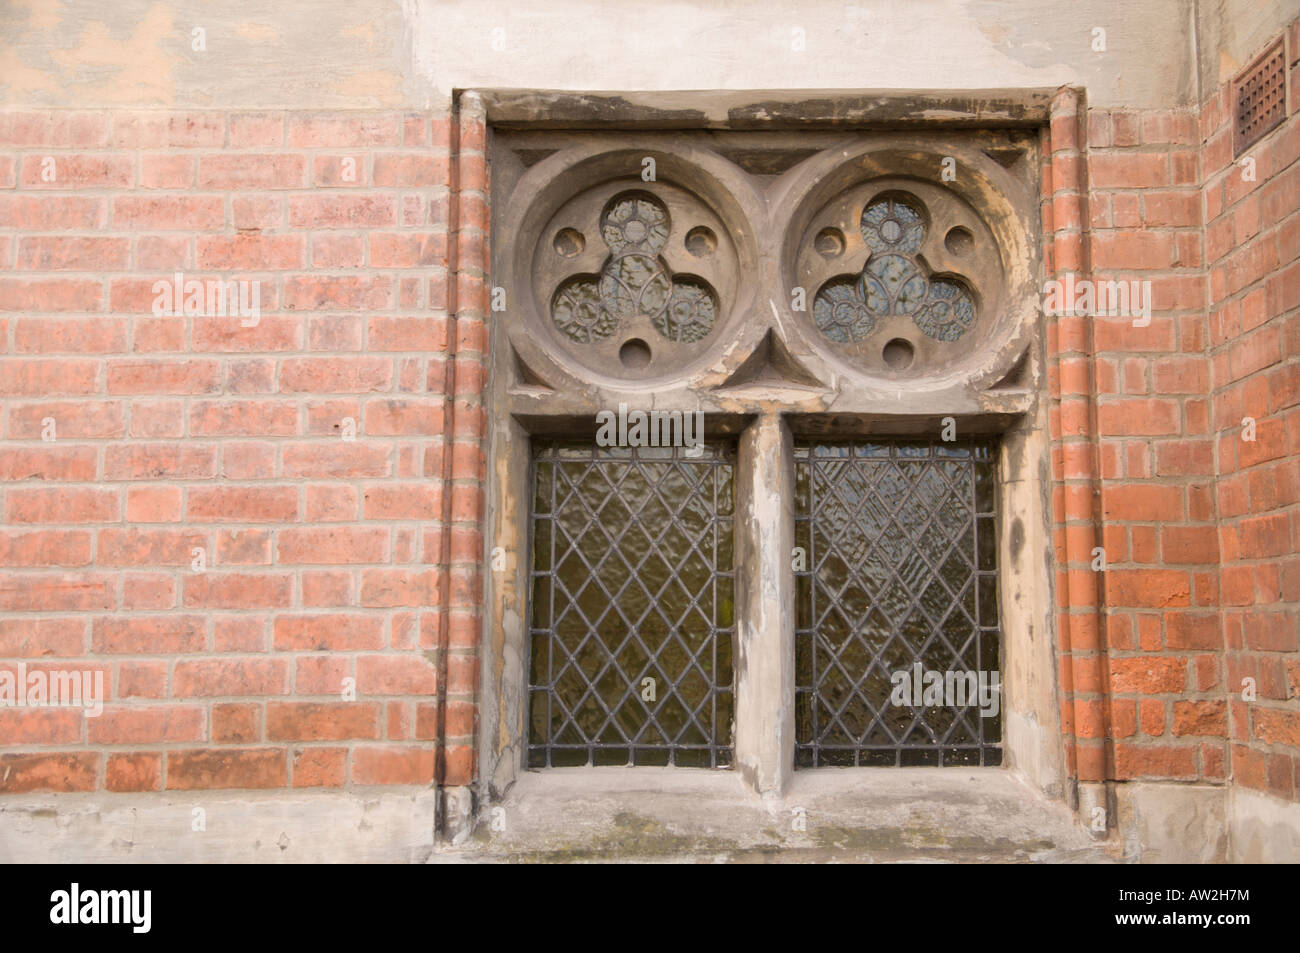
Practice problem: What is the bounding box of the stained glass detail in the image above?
[794,440,1002,767]
[551,192,719,346]
[528,441,736,768]
[812,196,976,344]
[812,278,875,344]
[552,277,614,344]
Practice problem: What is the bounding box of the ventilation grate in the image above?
[1233,38,1287,157]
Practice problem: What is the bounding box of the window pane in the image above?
[794,439,1002,767]
[528,440,735,768]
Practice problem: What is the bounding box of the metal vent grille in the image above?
[527,441,736,768]
[793,440,1002,767]
[1234,38,1287,156]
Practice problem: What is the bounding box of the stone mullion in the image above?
[733,413,796,794]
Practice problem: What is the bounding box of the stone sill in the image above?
[440,765,1122,863]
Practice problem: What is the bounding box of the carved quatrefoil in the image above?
[551,192,719,346]
[813,196,976,345]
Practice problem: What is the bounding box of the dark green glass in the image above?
[793,439,1002,767]
[527,441,736,768]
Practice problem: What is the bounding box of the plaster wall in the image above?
[3,0,1205,110]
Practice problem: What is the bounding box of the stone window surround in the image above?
[474,87,1068,820]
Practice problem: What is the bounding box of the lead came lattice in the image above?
[528,441,736,768]
[794,440,1002,767]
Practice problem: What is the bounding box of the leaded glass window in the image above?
[527,441,736,768]
[793,440,1003,767]
[487,120,1042,793]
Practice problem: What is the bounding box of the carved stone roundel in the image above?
[530,179,739,383]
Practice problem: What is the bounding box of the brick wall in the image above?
[1046,88,1225,794]
[0,37,1294,810]
[1203,21,1300,803]
[1047,16,1300,807]
[0,107,490,792]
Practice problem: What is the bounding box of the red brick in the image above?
[139,154,195,189]
[367,315,447,351]
[215,528,272,565]
[125,486,182,523]
[183,573,293,610]
[173,658,288,697]
[372,154,448,187]
[301,570,354,607]
[118,661,167,698]
[166,748,287,790]
[105,753,162,792]
[369,232,447,268]
[0,752,99,792]
[5,487,117,523]
[103,444,216,481]
[1098,399,1181,435]
[197,154,305,189]
[266,702,381,741]
[17,236,129,271]
[362,485,441,520]
[0,111,110,147]
[213,617,267,653]
[0,447,97,482]
[213,703,262,744]
[229,113,284,147]
[111,112,223,148]
[188,400,298,436]
[287,115,401,147]
[350,745,434,784]
[92,615,206,654]
[0,280,102,314]
[1089,152,1169,189]
[1100,484,1184,521]
[107,360,221,394]
[356,654,438,694]
[1253,708,1300,748]
[0,195,106,229]
[292,747,347,787]
[196,234,305,270]
[20,154,133,188]
[282,275,394,312]
[365,399,444,435]
[113,196,224,230]
[1171,699,1227,737]
[0,529,92,568]
[273,614,385,651]
[305,485,359,522]
[187,486,298,522]
[281,443,392,478]
[276,527,388,564]
[1107,655,1190,691]
[0,707,83,744]
[1114,744,1197,779]
[288,194,397,228]
[89,706,205,744]
[0,618,85,657]
[294,655,351,694]
[280,357,392,392]
[96,528,209,567]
